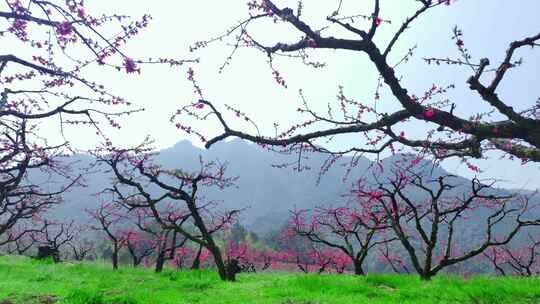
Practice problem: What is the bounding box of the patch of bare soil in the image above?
[38,295,57,304]
[378,285,396,292]
[27,295,57,304]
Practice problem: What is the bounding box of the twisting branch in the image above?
[353,164,540,280]
[95,147,241,281]
[175,0,540,166]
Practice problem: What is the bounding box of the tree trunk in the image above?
[127,244,139,267]
[155,250,165,273]
[420,271,433,281]
[185,198,236,281]
[206,241,236,281]
[353,260,365,275]
[168,232,178,260]
[191,245,203,269]
[37,246,61,263]
[214,252,236,281]
[112,244,119,270]
[130,251,139,267]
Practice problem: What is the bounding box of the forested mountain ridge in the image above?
[43,139,535,236]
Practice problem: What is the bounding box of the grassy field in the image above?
[1,256,540,304]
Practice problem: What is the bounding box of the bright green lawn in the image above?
[0,255,539,304]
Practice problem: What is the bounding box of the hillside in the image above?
[42,139,372,234]
[42,139,534,236]
[1,256,539,304]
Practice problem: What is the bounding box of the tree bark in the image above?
[112,243,119,270]
[191,245,202,269]
[155,250,165,273]
[353,260,365,275]
[206,241,236,281]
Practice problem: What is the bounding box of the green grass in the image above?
[0,256,539,304]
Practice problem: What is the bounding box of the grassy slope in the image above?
[0,256,539,304]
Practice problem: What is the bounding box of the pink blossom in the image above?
[8,19,28,40]
[467,163,479,172]
[424,108,434,119]
[56,21,73,36]
[77,8,86,19]
[369,190,383,201]
[123,58,139,74]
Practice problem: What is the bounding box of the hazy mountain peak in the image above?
[171,139,199,150]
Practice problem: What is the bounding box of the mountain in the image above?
[40,139,536,236]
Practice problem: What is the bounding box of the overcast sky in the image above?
[9,1,540,190]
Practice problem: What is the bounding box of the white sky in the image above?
[5,1,540,190]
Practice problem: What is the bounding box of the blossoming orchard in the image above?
[1,0,540,298]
